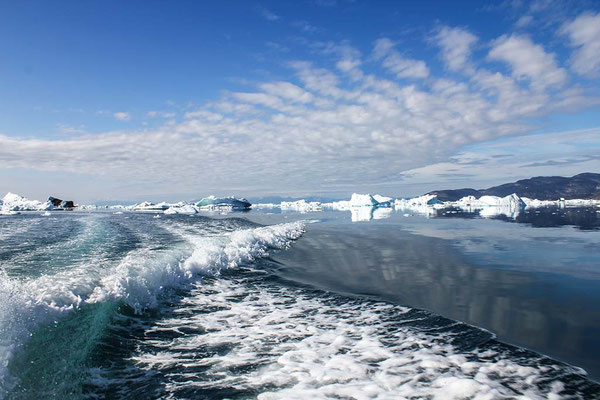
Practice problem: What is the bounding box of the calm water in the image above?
[0,208,599,399]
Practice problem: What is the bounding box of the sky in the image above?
[1,0,599,203]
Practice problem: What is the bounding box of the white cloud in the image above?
[260,7,280,21]
[373,38,429,79]
[1,32,597,199]
[113,112,131,121]
[488,35,567,89]
[435,26,478,72]
[147,111,176,118]
[515,15,534,28]
[183,110,223,121]
[259,81,314,104]
[292,20,319,33]
[560,12,600,77]
[400,127,600,193]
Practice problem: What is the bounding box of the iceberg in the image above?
[394,194,447,216]
[349,193,379,207]
[252,203,278,209]
[446,193,525,219]
[130,201,170,211]
[196,196,251,210]
[324,193,393,210]
[164,204,198,215]
[521,197,559,208]
[1,192,52,212]
[564,199,599,207]
[372,194,394,207]
[280,200,322,212]
[476,194,525,209]
[322,193,394,222]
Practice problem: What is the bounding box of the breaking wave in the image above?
[0,218,305,396]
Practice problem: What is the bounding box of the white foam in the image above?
[0,220,305,394]
[119,278,581,399]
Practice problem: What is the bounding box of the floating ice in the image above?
[130,201,171,211]
[372,194,393,206]
[164,204,198,215]
[281,200,322,213]
[1,192,52,212]
[521,197,560,208]
[565,198,598,207]
[476,194,525,209]
[196,195,251,210]
[324,193,392,210]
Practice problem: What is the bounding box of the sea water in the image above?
[0,208,599,399]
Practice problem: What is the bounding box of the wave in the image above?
[0,220,305,397]
[89,276,595,399]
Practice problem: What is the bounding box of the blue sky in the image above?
[1,0,599,202]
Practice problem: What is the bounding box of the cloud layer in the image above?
[2,12,600,199]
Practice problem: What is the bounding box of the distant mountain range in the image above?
[427,173,600,201]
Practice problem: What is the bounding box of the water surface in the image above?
[0,208,599,399]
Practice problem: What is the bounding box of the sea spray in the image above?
[0,220,306,397]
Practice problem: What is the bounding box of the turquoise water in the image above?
[0,210,599,399]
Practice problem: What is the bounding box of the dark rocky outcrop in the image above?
[426,173,600,201]
[48,196,75,209]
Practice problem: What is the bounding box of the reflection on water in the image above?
[273,209,600,380]
[337,204,600,230]
[350,206,393,222]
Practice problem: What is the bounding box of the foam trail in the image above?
[87,221,305,311]
[91,277,594,399]
[0,220,305,397]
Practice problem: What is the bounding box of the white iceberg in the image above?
[196,196,251,210]
[521,197,559,208]
[564,199,599,207]
[280,200,322,213]
[446,193,525,219]
[394,194,447,216]
[322,193,394,222]
[349,193,379,207]
[1,192,52,212]
[476,194,525,209]
[164,204,198,215]
[252,203,279,209]
[130,201,170,211]
[324,193,393,210]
